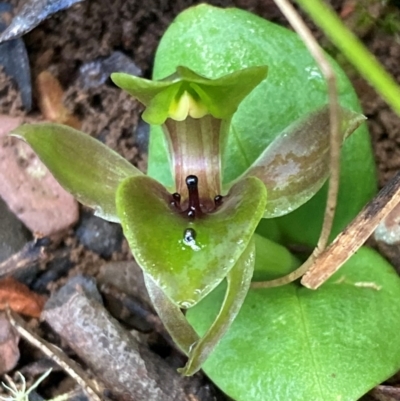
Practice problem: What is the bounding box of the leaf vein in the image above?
[295,287,325,399]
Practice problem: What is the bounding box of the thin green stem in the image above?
[296,0,400,116]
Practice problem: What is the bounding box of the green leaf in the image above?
[232,105,365,218]
[11,123,141,222]
[187,238,400,401]
[116,175,266,307]
[148,4,377,244]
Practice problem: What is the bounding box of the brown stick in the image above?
[302,170,400,289]
[43,275,217,401]
[0,237,50,277]
[251,0,343,290]
[6,309,103,401]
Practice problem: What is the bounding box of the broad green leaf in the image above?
[252,233,300,281]
[116,175,266,307]
[11,123,142,223]
[232,105,365,218]
[148,5,377,244]
[187,238,400,401]
[144,238,255,376]
[112,66,267,125]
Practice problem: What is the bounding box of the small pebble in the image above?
[0,196,31,263]
[75,212,123,258]
[0,3,32,110]
[32,249,73,293]
[45,274,103,308]
[101,284,153,332]
[0,311,19,375]
[79,51,142,89]
[0,115,79,236]
[0,0,85,43]
[97,261,151,307]
[134,119,149,153]
[374,202,400,273]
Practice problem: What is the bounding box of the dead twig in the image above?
[43,275,217,401]
[6,309,104,401]
[370,384,400,400]
[252,0,341,288]
[0,237,50,278]
[302,170,400,288]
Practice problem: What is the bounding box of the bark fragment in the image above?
[43,275,217,401]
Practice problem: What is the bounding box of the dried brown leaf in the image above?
[36,71,81,129]
[0,277,46,317]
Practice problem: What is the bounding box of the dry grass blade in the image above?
[6,309,104,401]
[302,170,400,288]
[254,171,400,290]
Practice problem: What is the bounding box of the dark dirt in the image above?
[1,0,400,400]
[362,32,400,187]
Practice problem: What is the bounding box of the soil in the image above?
[1,0,400,400]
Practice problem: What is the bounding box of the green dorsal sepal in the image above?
[111,65,268,125]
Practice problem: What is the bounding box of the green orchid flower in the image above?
[11,66,365,375]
